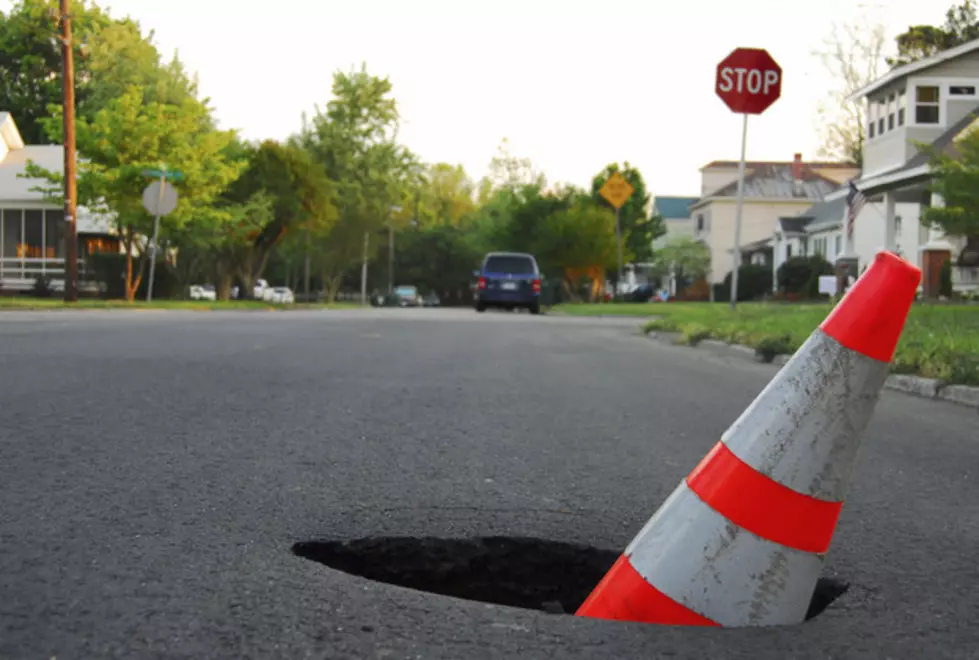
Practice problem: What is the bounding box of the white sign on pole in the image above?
[142,180,178,217]
[818,275,838,296]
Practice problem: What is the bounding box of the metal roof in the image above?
[652,196,698,219]
[697,164,840,204]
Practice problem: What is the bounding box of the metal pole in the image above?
[615,205,623,289]
[360,231,369,307]
[729,113,749,310]
[60,0,78,303]
[145,176,166,302]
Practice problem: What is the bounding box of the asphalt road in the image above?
[1,307,977,659]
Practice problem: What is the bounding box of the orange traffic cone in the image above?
[576,251,921,627]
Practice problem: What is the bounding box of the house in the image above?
[0,112,118,293]
[692,155,859,284]
[771,38,979,296]
[651,195,700,249]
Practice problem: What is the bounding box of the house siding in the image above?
[706,200,817,283]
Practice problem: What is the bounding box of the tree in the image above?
[214,140,336,299]
[297,65,411,300]
[24,85,245,300]
[920,126,979,239]
[814,7,887,167]
[0,0,196,144]
[539,197,619,298]
[650,236,711,282]
[889,1,979,68]
[413,163,476,227]
[591,162,656,265]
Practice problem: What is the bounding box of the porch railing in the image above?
[0,257,96,292]
[952,266,979,292]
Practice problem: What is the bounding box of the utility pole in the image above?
[360,231,369,307]
[387,205,402,295]
[60,0,78,302]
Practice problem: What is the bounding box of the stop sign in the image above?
[715,48,782,115]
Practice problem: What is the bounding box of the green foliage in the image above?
[650,237,711,281]
[940,258,954,297]
[392,224,485,304]
[777,255,835,298]
[889,1,979,67]
[920,126,979,238]
[717,264,773,302]
[591,162,656,265]
[0,0,196,144]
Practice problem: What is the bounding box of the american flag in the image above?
[845,180,866,240]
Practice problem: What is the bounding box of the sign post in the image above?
[141,167,182,302]
[714,47,782,309]
[598,171,635,288]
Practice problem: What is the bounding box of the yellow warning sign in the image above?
[599,172,635,209]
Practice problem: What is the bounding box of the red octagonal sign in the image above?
[715,47,782,115]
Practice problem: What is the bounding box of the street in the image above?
[2,308,978,659]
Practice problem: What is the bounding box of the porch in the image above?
[0,207,118,294]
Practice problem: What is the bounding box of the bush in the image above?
[88,253,181,299]
[755,334,795,363]
[32,275,53,298]
[716,264,773,302]
[939,258,953,298]
[777,256,834,298]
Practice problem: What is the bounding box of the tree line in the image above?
[3,0,701,303]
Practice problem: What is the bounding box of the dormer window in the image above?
[877,98,886,135]
[915,86,940,124]
[898,89,906,126]
[887,93,896,130]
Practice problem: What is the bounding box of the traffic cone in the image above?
[576,251,921,627]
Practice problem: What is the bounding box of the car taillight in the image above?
[532,278,541,293]
[478,276,487,290]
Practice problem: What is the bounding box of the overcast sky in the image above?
[3,0,948,196]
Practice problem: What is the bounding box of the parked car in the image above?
[421,292,441,307]
[394,285,421,307]
[189,284,217,301]
[270,287,295,304]
[473,251,541,314]
[254,279,270,300]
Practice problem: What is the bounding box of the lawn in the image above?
[0,297,363,311]
[556,301,979,386]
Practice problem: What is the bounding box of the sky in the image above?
[5,0,948,196]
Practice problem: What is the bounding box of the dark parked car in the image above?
[421,292,441,307]
[473,251,541,314]
[394,285,421,307]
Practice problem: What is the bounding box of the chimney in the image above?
[792,153,804,195]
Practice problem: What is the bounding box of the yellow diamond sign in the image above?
[599,172,634,209]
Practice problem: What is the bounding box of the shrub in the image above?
[777,256,834,298]
[716,264,773,302]
[32,275,53,298]
[939,258,953,298]
[88,253,181,299]
[755,334,796,363]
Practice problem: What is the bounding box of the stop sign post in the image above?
[715,47,782,309]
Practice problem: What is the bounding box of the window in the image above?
[950,85,976,96]
[1,209,21,258]
[915,86,940,124]
[868,99,877,138]
[877,97,886,134]
[835,235,842,255]
[898,89,906,126]
[813,237,827,257]
[483,255,536,274]
[696,214,705,232]
[887,93,896,130]
[786,244,793,258]
[45,210,64,259]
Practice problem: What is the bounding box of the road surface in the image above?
[1,308,977,659]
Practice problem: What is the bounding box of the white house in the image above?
[0,112,118,293]
[692,156,859,284]
[834,38,979,296]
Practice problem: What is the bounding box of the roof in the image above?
[699,160,856,171]
[652,196,698,219]
[857,104,979,194]
[694,164,841,206]
[778,216,811,234]
[0,112,25,150]
[0,144,63,203]
[850,37,979,101]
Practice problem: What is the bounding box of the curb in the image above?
[646,331,979,411]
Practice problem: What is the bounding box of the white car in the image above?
[270,287,295,304]
[254,279,270,299]
[190,284,217,301]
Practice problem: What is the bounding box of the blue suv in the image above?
[473,252,542,314]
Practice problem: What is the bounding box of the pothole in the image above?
[292,536,848,619]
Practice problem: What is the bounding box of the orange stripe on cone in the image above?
[821,251,921,363]
[686,442,843,554]
[575,555,720,626]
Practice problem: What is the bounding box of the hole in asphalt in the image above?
[292,536,849,620]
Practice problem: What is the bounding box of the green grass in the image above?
[631,301,979,386]
[0,297,362,311]
[549,302,664,317]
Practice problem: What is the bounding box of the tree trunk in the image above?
[216,272,233,301]
[324,275,342,302]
